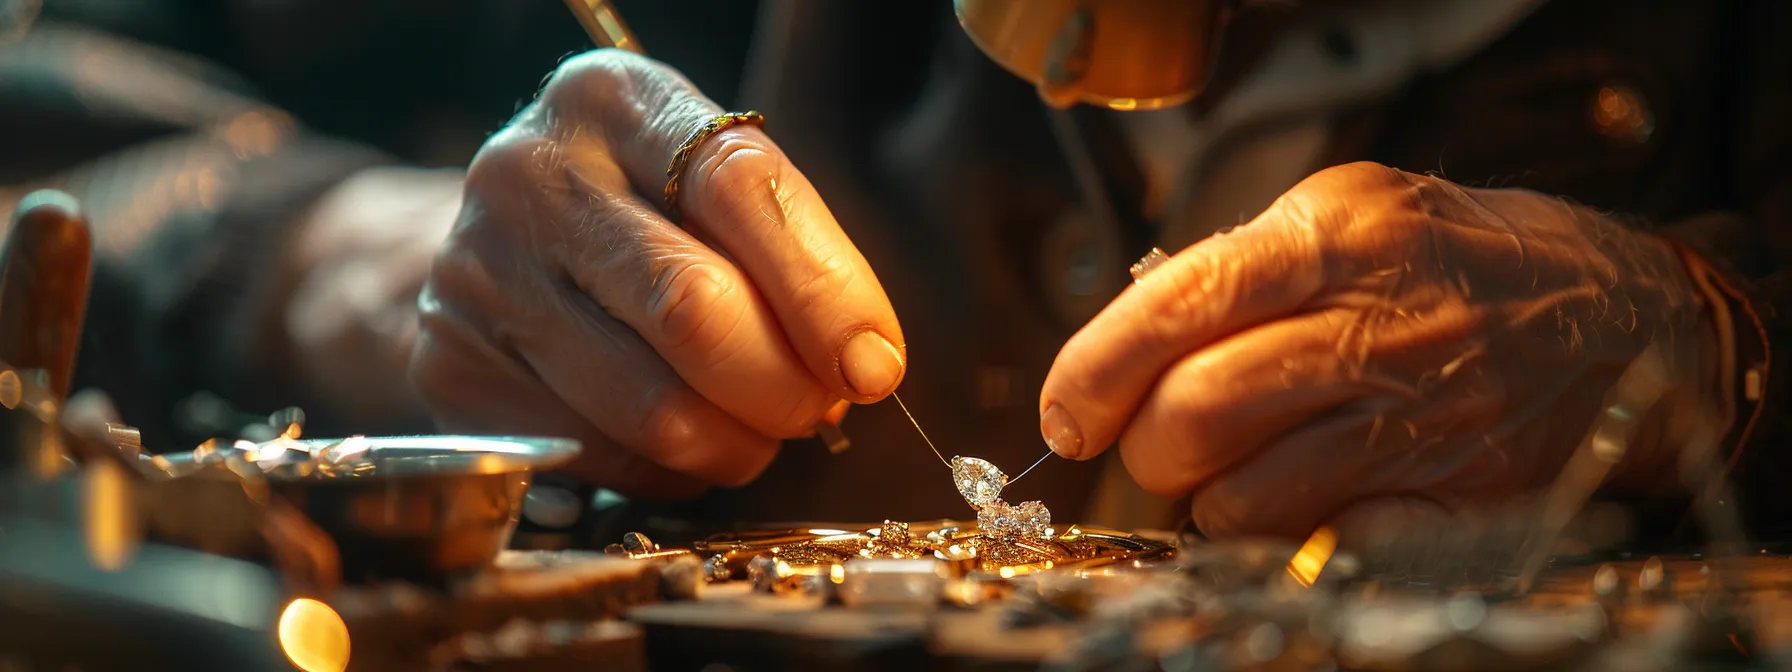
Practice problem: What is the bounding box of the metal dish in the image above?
[153,435,581,584]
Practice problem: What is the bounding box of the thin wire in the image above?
[1008,449,1056,485]
[891,390,1058,483]
[891,391,951,468]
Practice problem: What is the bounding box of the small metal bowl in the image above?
[155,435,581,584]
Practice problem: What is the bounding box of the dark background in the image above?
[36,0,765,167]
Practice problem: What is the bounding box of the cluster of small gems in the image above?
[978,500,1052,540]
[951,456,1051,541]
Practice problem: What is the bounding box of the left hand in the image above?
[1038,162,1722,539]
[281,166,464,431]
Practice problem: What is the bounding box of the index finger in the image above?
[1037,195,1330,461]
[549,50,906,404]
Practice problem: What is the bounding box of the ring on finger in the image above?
[663,110,765,222]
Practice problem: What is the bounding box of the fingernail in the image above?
[1041,403,1084,459]
[823,399,853,425]
[840,330,904,398]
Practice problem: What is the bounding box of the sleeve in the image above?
[1645,0,1792,541]
[1,25,397,449]
[61,131,395,449]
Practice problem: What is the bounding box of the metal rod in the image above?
[560,0,646,53]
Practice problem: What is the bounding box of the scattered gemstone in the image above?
[951,456,1008,508]
[704,554,732,582]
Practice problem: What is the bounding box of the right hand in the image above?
[410,50,905,499]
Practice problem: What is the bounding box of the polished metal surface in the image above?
[561,0,644,53]
[154,435,583,582]
[954,0,1229,110]
[257,435,582,480]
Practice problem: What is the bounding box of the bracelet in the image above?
[1660,237,1772,476]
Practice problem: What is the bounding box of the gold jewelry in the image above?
[891,392,1057,540]
[663,110,765,222]
[678,520,1174,590]
[600,395,1171,594]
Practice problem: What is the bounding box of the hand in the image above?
[1038,162,1720,539]
[410,50,903,498]
[283,167,465,432]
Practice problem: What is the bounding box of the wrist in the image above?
[1609,236,1731,495]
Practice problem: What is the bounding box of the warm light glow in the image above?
[278,598,350,672]
[82,460,138,571]
[0,370,20,409]
[829,564,846,584]
[1286,527,1337,588]
[999,566,1017,579]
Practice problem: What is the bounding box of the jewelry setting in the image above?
[894,393,1056,542]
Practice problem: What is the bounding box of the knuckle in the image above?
[465,132,556,197]
[768,390,835,440]
[1311,161,1410,191]
[637,387,700,454]
[405,327,465,413]
[1119,441,1189,497]
[696,138,780,212]
[539,49,644,114]
[1117,418,1198,497]
[646,262,746,360]
[1130,266,1208,353]
[1189,480,1252,537]
[788,250,857,314]
[424,241,500,311]
[633,389,731,478]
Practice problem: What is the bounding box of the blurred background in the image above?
[4,0,763,178]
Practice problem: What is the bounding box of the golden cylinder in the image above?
[954,0,1229,110]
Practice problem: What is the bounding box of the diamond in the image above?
[978,500,1052,540]
[951,456,1007,508]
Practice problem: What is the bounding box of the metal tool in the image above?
[560,0,645,53]
[1513,342,1674,594]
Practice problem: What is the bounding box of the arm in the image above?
[1,25,435,447]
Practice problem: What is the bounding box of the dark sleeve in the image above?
[2,26,394,449]
[65,132,393,449]
[1647,0,1792,541]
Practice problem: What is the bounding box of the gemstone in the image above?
[979,500,1052,540]
[879,520,912,547]
[951,456,1008,508]
[621,532,656,555]
[837,558,947,609]
[704,554,732,582]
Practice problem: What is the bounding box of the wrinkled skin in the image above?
[1040,162,1720,540]
[410,50,901,499]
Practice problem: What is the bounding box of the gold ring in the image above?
[664,110,764,222]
